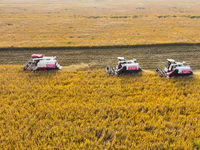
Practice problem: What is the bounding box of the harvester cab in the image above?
[22,54,62,71]
[105,57,142,75]
[155,59,193,78]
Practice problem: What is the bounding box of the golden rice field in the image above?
[1,0,200,48]
[1,65,200,149]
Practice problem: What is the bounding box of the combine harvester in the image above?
[22,54,62,71]
[155,59,193,78]
[105,57,142,75]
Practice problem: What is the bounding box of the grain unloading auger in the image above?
[22,54,62,71]
[105,57,142,75]
[155,59,193,78]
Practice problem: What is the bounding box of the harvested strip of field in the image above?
[1,44,200,70]
[0,65,200,149]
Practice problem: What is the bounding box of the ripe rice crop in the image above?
[1,2,200,48]
[0,65,200,149]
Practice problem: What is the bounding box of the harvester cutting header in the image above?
[22,54,62,71]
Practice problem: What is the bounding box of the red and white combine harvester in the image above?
[155,59,193,78]
[22,54,62,71]
[106,57,142,75]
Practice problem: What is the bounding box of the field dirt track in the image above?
[1,44,200,71]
